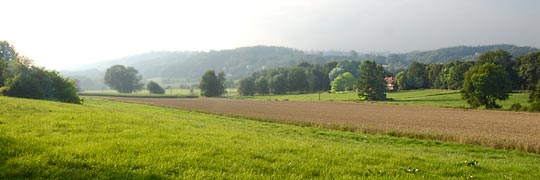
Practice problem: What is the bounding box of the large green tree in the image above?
[287,68,308,93]
[357,61,387,101]
[104,65,143,93]
[330,72,356,93]
[477,49,519,89]
[461,63,511,109]
[200,70,225,97]
[237,77,256,96]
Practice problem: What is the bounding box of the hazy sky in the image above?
[1,0,539,70]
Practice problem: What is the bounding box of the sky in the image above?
[1,0,539,70]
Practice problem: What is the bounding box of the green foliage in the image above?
[0,41,18,87]
[516,51,540,102]
[461,63,511,109]
[238,62,334,95]
[477,49,520,89]
[287,68,309,93]
[427,64,443,89]
[146,81,165,94]
[104,65,143,93]
[357,61,387,101]
[0,46,80,104]
[270,73,288,94]
[447,61,474,90]
[2,69,80,104]
[200,70,225,97]
[237,77,256,96]
[396,62,428,90]
[255,76,269,95]
[330,72,356,93]
[328,60,361,81]
[2,97,540,179]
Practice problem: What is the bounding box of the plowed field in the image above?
[104,97,540,153]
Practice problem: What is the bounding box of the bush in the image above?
[147,81,165,94]
[530,103,540,112]
[509,103,522,111]
[1,68,80,104]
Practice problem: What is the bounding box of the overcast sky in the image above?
[1,0,539,70]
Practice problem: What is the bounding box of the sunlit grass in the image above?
[240,89,531,110]
[1,96,540,179]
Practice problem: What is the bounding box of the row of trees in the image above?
[234,48,540,110]
[237,62,337,96]
[393,50,540,109]
[236,60,388,100]
[0,41,81,103]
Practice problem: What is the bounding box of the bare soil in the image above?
[103,97,540,153]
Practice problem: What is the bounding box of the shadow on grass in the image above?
[0,135,168,179]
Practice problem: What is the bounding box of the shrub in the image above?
[509,103,522,111]
[147,81,165,94]
[1,67,80,104]
[530,103,540,112]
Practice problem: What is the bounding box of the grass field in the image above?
[240,89,531,110]
[1,96,540,179]
[81,88,239,98]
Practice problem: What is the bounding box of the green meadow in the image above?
[1,96,539,179]
[241,89,531,110]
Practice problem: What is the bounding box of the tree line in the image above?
[237,62,337,96]
[236,49,540,110]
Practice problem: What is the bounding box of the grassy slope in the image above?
[1,97,539,179]
[241,89,530,110]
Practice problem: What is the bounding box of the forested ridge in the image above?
[63,44,538,90]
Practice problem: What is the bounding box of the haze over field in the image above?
[1,0,540,70]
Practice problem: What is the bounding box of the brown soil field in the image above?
[103,97,540,153]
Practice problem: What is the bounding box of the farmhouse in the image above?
[384,76,397,90]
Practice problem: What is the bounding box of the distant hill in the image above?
[62,44,538,90]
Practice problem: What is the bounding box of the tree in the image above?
[0,41,18,87]
[426,64,443,89]
[330,72,356,93]
[287,68,308,93]
[477,49,519,89]
[255,76,269,95]
[270,73,288,94]
[237,77,256,96]
[104,65,143,93]
[407,62,428,89]
[516,51,540,101]
[357,61,387,101]
[217,72,227,96]
[200,70,225,97]
[147,81,165,94]
[328,61,361,81]
[447,61,474,90]
[396,71,410,90]
[461,63,511,109]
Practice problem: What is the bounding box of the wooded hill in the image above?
[62,44,538,90]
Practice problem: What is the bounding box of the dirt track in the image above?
[103,97,540,152]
